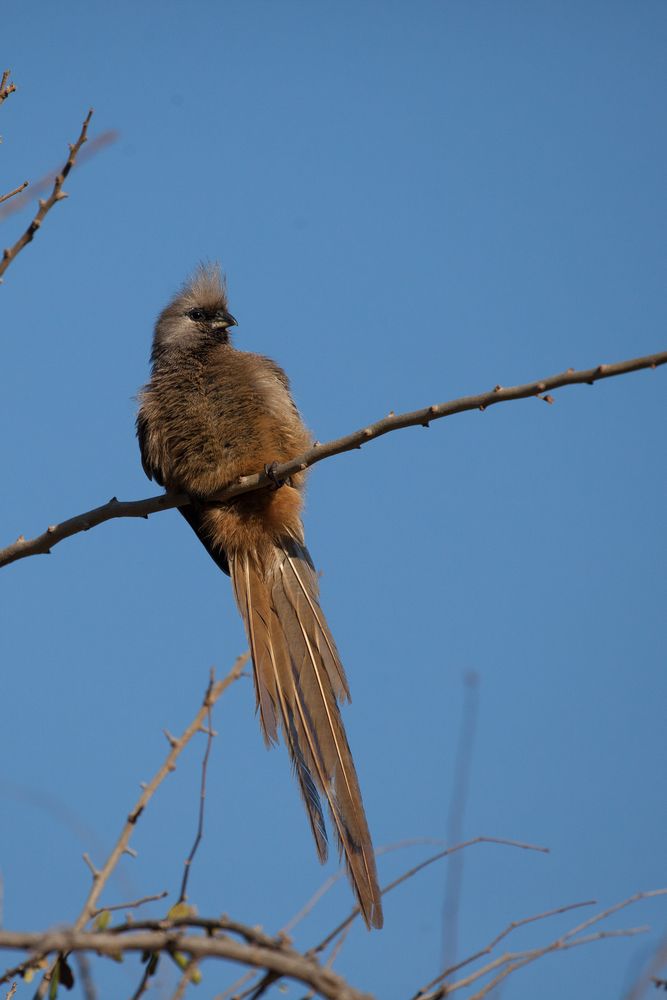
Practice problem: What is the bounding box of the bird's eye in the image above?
[187,308,206,322]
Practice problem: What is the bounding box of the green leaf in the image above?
[167,902,196,920]
[94,909,111,931]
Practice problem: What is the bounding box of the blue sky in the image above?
[1,2,665,997]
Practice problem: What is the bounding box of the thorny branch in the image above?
[8,655,248,997]
[178,679,216,905]
[0,109,93,280]
[0,70,16,106]
[219,838,464,1000]
[1,349,665,569]
[0,892,664,1000]
[0,926,373,1000]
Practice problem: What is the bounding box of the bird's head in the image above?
[152,263,237,361]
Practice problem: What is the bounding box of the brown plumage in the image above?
[137,265,383,929]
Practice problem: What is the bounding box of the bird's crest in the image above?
[178,262,228,311]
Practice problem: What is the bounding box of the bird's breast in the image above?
[146,359,308,497]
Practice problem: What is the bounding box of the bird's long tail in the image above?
[230,536,383,929]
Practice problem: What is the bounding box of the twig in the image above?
[170,957,199,1000]
[25,655,248,997]
[217,969,258,1000]
[77,658,243,928]
[218,839,454,1000]
[178,672,216,904]
[90,891,168,918]
[0,70,16,106]
[312,836,548,956]
[166,721,216,1000]
[418,889,667,1000]
[2,350,665,570]
[0,109,92,280]
[415,898,596,996]
[245,969,279,999]
[0,131,117,221]
[108,916,282,948]
[281,837,448,936]
[286,930,353,1000]
[558,889,667,944]
[462,927,649,1000]
[129,959,155,1000]
[0,181,28,206]
[442,671,479,970]
[0,927,373,1000]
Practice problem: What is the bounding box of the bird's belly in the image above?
[161,398,284,497]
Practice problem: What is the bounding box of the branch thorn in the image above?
[82,853,100,879]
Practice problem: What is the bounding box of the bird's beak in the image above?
[222,311,237,329]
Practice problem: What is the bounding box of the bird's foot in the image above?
[264,462,289,490]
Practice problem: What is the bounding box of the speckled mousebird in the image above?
[136,265,383,928]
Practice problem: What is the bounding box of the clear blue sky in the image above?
[1,2,665,998]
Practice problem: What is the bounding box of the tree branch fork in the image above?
[1,350,664,570]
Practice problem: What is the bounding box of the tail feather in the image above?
[233,551,329,862]
[273,549,382,923]
[230,555,278,744]
[230,543,383,930]
[281,533,351,703]
[266,596,329,860]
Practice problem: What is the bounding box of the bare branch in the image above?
[415,898,597,996]
[16,656,248,996]
[0,130,117,222]
[0,109,93,280]
[178,672,216,904]
[417,889,667,1000]
[5,895,658,1000]
[281,837,449,937]
[2,350,665,570]
[129,957,155,1000]
[90,891,168,918]
[222,839,456,1000]
[312,836,548,956]
[0,181,28,206]
[109,916,285,948]
[0,926,372,1000]
[170,957,200,1000]
[0,70,16,106]
[461,927,650,1000]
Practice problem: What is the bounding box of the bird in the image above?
[136,264,383,929]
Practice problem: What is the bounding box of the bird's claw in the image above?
[264,462,287,490]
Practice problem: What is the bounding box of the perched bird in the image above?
[137,265,383,928]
